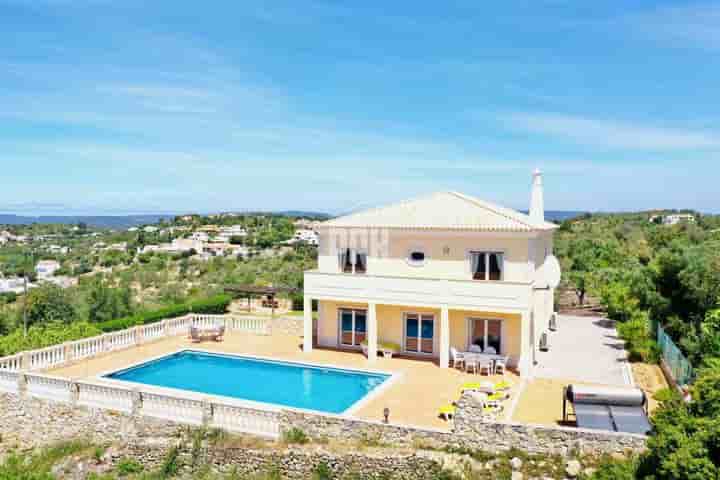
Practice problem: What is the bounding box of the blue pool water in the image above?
[105,350,389,414]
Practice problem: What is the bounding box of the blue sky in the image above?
[1,1,719,215]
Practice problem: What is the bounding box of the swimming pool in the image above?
[104,350,390,414]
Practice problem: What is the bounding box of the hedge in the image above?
[96,294,232,332]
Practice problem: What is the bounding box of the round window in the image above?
[410,251,425,262]
[408,249,426,266]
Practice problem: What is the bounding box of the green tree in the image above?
[24,283,76,326]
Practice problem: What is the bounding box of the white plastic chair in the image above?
[484,346,497,355]
[465,356,479,374]
[450,347,465,369]
[469,344,483,353]
[494,356,508,376]
[478,356,494,376]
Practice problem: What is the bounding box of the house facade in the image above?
[302,170,559,377]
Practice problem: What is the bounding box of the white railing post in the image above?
[134,326,143,346]
[162,319,169,337]
[21,352,31,372]
[131,388,142,417]
[17,373,27,399]
[70,381,80,406]
[202,399,213,427]
[63,342,73,364]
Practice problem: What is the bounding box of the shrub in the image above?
[95,294,230,332]
[116,457,144,476]
[311,462,333,480]
[281,428,309,444]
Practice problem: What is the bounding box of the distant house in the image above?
[650,213,696,226]
[108,242,128,252]
[664,214,696,225]
[191,231,210,242]
[0,277,28,294]
[128,227,139,232]
[35,260,61,279]
[289,229,319,246]
[47,245,70,255]
[143,226,159,233]
[217,225,247,242]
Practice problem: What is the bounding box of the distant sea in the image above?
[0,210,582,228]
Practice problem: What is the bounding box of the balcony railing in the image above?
[304,270,532,311]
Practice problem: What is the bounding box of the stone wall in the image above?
[120,444,442,480]
[279,395,647,457]
[279,410,454,449]
[452,393,647,456]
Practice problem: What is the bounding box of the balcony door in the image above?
[339,308,366,347]
[404,313,434,354]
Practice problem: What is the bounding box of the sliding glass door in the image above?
[339,309,367,347]
[405,313,434,354]
[469,318,503,354]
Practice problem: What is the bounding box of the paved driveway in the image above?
[533,315,631,386]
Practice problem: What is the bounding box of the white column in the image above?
[439,305,450,368]
[367,302,377,362]
[303,296,313,353]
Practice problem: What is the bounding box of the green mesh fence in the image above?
[657,324,695,385]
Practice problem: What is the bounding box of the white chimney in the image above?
[529,168,544,223]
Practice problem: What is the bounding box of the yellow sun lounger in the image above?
[438,404,456,420]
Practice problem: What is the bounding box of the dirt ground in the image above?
[632,362,670,413]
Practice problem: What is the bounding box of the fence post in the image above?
[162,319,169,337]
[202,399,213,427]
[63,342,73,364]
[17,373,28,400]
[69,381,80,406]
[131,388,142,417]
[21,352,31,372]
[134,326,143,346]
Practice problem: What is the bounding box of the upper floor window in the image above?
[470,251,503,281]
[338,248,367,274]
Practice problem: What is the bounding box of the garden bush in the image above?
[95,294,231,332]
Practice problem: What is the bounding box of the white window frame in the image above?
[338,247,368,275]
[337,308,368,349]
[468,250,505,281]
[402,311,436,355]
[465,317,506,354]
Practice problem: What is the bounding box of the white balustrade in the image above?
[77,382,134,413]
[226,316,270,335]
[141,392,204,425]
[211,403,280,438]
[166,315,192,335]
[29,344,66,370]
[140,322,164,341]
[25,373,73,402]
[0,354,22,372]
[0,370,19,394]
[71,336,105,360]
[191,314,226,330]
[105,330,135,352]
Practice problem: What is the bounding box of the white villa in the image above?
[35,260,61,279]
[302,170,559,377]
[290,228,319,246]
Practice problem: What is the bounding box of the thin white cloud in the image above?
[501,112,720,150]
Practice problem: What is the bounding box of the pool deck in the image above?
[46,331,518,430]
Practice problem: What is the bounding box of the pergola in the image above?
[224,285,300,316]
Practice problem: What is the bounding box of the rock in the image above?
[511,471,523,480]
[510,457,523,470]
[565,459,582,478]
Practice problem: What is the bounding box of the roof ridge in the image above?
[447,191,538,229]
